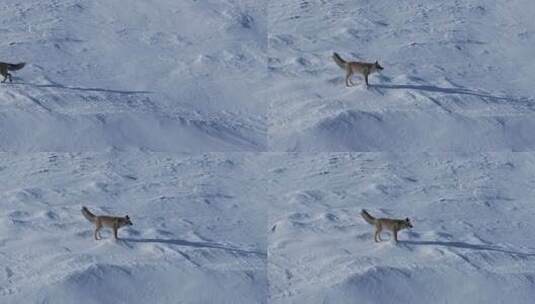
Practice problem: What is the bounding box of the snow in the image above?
[1,0,535,303]
[268,0,535,151]
[0,0,267,151]
[268,153,535,303]
[0,152,267,303]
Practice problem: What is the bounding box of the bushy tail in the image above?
[332,52,347,69]
[7,62,26,71]
[81,206,96,223]
[361,209,376,225]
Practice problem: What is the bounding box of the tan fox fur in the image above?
[332,53,383,87]
[0,62,26,83]
[82,206,132,240]
[361,209,412,243]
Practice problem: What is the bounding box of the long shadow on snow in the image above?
[402,240,535,257]
[373,84,531,103]
[123,238,266,257]
[13,82,153,95]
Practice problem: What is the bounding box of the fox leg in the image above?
[393,230,398,242]
[94,222,102,240]
[1,72,12,83]
[345,69,353,87]
[374,226,383,242]
[377,225,383,242]
[364,74,369,87]
[113,226,118,240]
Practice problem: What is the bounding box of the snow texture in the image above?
[1,0,535,303]
[0,0,267,152]
[268,153,535,303]
[0,152,267,303]
[268,0,535,151]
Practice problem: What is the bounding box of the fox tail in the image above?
[361,209,376,225]
[7,63,26,71]
[332,53,347,69]
[81,206,96,223]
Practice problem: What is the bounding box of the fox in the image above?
[361,209,412,243]
[0,62,26,83]
[332,53,383,87]
[81,206,133,240]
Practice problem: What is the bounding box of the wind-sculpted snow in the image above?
[271,109,535,152]
[268,153,535,303]
[0,153,267,303]
[0,0,267,151]
[2,0,535,303]
[268,0,535,151]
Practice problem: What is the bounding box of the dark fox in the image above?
[0,62,26,83]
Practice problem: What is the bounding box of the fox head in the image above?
[403,217,413,229]
[122,215,133,226]
[374,61,384,71]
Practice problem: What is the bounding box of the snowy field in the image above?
[0,0,266,151]
[3,152,535,303]
[0,152,267,303]
[268,153,535,303]
[268,0,535,151]
[1,0,535,303]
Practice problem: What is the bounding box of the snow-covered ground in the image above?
[0,152,267,303]
[268,153,535,303]
[268,0,535,151]
[4,152,535,304]
[0,0,266,151]
[2,0,535,303]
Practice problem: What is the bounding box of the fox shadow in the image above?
[401,240,535,258]
[11,81,153,95]
[372,83,531,103]
[122,238,266,257]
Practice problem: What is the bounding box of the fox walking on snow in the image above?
[81,206,133,240]
[361,209,412,243]
[0,62,26,83]
[332,53,383,87]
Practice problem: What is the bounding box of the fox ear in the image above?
[405,217,410,221]
[125,215,130,219]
